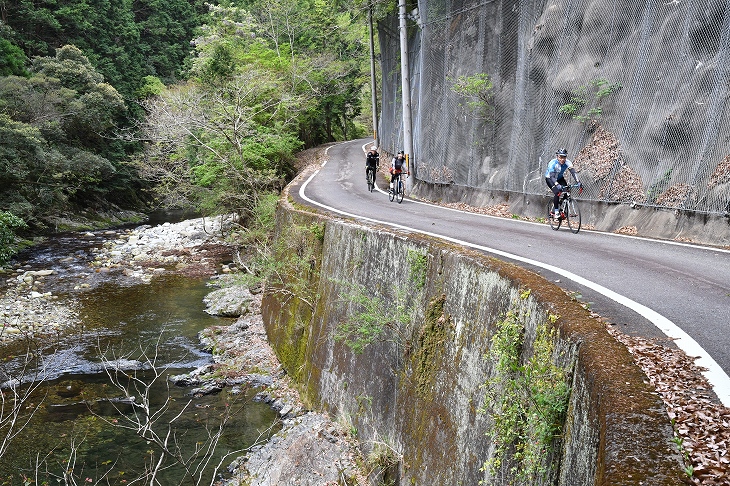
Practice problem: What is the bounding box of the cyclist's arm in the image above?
[568,167,580,185]
[546,171,558,187]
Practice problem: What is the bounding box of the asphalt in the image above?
[291,139,730,406]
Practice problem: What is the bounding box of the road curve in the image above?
[291,139,730,406]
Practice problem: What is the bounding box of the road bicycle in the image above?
[548,183,582,233]
[366,166,376,192]
[389,173,404,203]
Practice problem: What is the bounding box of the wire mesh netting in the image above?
[377,0,730,214]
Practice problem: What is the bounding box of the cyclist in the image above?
[545,148,581,218]
[390,151,407,189]
[366,145,379,183]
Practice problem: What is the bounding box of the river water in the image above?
[0,219,278,484]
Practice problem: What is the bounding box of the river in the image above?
[0,216,279,485]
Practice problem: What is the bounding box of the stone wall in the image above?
[262,204,686,485]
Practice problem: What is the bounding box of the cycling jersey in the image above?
[545,158,574,181]
[366,151,379,168]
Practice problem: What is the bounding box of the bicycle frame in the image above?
[549,184,582,233]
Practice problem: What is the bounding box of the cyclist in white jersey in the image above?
[545,148,581,218]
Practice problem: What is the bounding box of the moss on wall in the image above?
[411,294,451,399]
[262,203,687,485]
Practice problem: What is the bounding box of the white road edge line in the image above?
[298,146,730,407]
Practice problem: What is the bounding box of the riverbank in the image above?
[0,213,365,485]
[1,217,230,344]
[189,284,365,485]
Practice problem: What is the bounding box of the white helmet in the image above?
[371,145,377,150]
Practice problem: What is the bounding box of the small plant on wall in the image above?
[559,78,621,123]
[334,282,411,354]
[450,73,495,121]
[480,289,571,483]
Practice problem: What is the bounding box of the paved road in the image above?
[292,139,730,406]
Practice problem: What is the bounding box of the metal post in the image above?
[368,4,379,147]
[399,0,413,188]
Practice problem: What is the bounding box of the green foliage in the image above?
[480,291,570,483]
[1,0,373,225]
[2,0,206,98]
[136,55,302,218]
[647,169,673,203]
[229,0,369,145]
[406,249,428,290]
[136,75,166,99]
[671,429,695,478]
[558,78,621,123]
[450,73,495,121]
[0,38,28,76]
[0,211,27,265]
[244,218,325,311]
[335,284,411,354]
[0,46,133,226]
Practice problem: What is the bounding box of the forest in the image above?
[0,0,391,263]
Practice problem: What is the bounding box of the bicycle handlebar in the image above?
[559,183,583,196]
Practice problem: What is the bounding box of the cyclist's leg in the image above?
[546,177,560,214]
[396,173,404,202]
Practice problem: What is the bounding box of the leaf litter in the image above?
[607,325,730,484]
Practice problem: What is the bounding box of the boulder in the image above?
[203,286,254,317]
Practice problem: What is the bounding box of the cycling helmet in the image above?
[371,145,377,150]
[555,148,568,157]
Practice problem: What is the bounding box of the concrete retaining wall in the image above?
[262,203,686,485]
[411,180,730,248]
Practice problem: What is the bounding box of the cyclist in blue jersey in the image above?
[545,148,581,218]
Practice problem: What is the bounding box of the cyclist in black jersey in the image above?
[389,151,406,187]
[366,145,379,180]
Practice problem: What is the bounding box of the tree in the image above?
[0,0,208,99]
[238,0,369,145]
[0,210,27,264]
[135,67,302,221]
[0,46,133,226]
[0,38,28,77]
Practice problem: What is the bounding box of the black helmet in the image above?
[555,148,568,157]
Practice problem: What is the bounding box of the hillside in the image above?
[377,0,730,215]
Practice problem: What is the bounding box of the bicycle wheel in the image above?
[396,179,404,203]
[548,202,561,230]
[565,198,581,233]
[367,168,375,192]
[389,178,395,201]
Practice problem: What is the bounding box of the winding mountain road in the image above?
[291,139,730,406]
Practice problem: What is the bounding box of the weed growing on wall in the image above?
[237,209,324,309]
[480,290,570,483]
[558,78,621,123]
[365,436,402,486]
[646,169,673,203]
[450,73,495,121]
[334,282,411,354]
[406,249,428,290]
